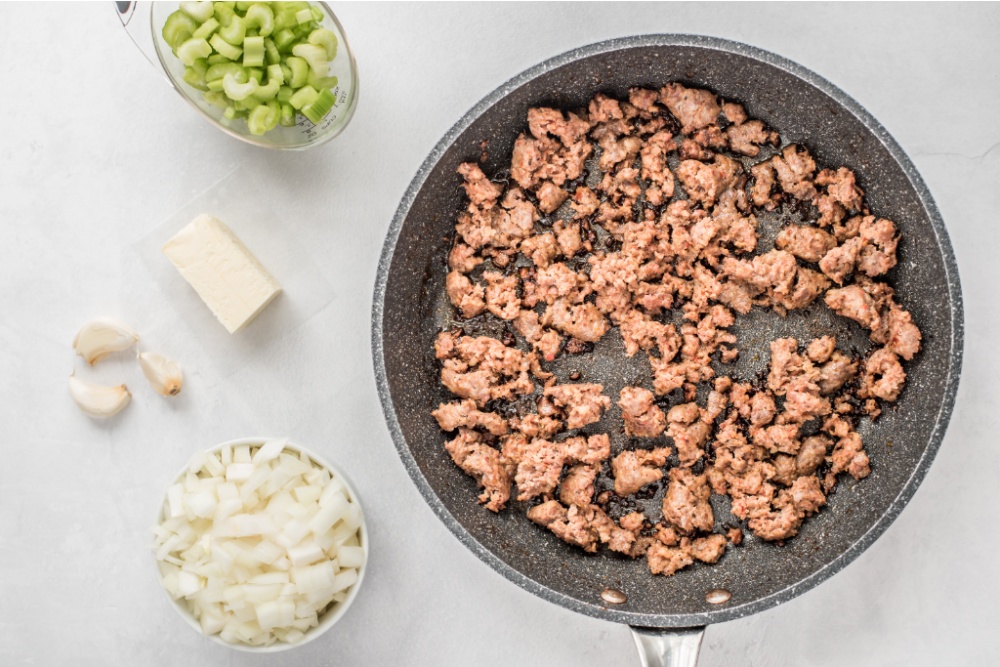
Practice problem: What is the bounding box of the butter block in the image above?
[162,214,282,333]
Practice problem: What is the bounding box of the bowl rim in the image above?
[149,2,360,151]
[371,33,964,628]
[152,436,369,652]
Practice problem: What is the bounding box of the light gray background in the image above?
[1,2,997,665]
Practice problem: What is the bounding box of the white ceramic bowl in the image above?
[153,437,368,652]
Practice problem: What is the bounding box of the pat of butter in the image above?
[162,214,282,334]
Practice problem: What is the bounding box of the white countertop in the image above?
[2,3,998,665]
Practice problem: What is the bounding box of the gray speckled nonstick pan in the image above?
[372,35,963,665]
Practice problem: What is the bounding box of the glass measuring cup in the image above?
[116,2,359,150]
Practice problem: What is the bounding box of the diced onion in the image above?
[153,440,365,647]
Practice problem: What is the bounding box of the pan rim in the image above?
[371,33,964,627]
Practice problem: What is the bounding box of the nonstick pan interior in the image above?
[373,35,963,627]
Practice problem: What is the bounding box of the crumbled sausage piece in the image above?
[446,271,486,319]
[662,468,714,534]
[659,83,720,133]
[433,399,509,436]
[618,386,667,438]
[543,384,611,430]
[445,429,513,512]
[612,447,671,496]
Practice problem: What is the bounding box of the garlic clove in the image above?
[73,318,140,365]
[138,351,184,396]
[68,373,131,418]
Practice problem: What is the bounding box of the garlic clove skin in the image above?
[68,373,131,418]
[73,318,140,365]
[138,351,183,396]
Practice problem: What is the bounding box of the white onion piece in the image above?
[152,441,365,647]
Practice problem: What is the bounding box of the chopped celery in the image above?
[203,91,229,109]
[209,33,243,60]
[164,1,341,137]
[291,44,328,77]
[255,77,281,100]
[177,37,212,66]
[264,38,280,65]
[192,17,220,40]
[162,11,199,51]
[247,100,280,135]
[205,62,245,82]
[273,28,296,52]
[183,58,210,90]
[266,64,284,85]
[214,2,236,27]
[307,29,337,61]
[306,70,337,91]
[288,85,318,111]
[218,16,247,45]
[243,36,265,67]
[244,4,274,37]
[302,87,336,124]
[222,72,259,101]
[285,56,309,88]
[180,1,214,23]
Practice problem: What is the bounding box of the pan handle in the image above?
[629,625,705,667]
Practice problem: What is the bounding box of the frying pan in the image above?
[372,35,963,665]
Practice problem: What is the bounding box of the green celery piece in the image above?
[307,28,337,61]
[310,6,323,22]
[284,1,313,11]
[302,87,336,124]
[192,17,220,40]
[223,105,239,120]
[243,36,265,67]
[276,85,294,103]
[279,63,292,82]
[203,91,229,109]
[247,67,264,83]
[273,7,298,32]
[266,63,284,85]
[291,43,328,77]
[205,62,245,82]
[278,102,296,127]
[306,71,337,91]
[180,1,214,22]
[177,37,212,66]
[235,95,262,111]
[264,38,280,65]
[162,11,199,52]
[247,100,281,135]
[182,58,210,90]
[288,85,318,110]
[295,8,313,25]
[209,33,243,60]
[214,3,236,27]
[206,53,229,65]
[244,4,274,37]
[235,1,254,12]
[206,78,225,92]
[223,72,259,101]
[273,28,296,51]
[285,56,309,88]
[255,77,281,100]
[218,15,247,45]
